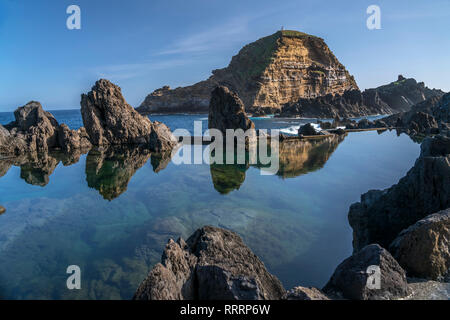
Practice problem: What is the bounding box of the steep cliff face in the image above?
[137,30,358,114]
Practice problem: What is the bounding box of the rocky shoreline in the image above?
[0,79,178,159]
[1,72,449,300]
[133,88,450,300]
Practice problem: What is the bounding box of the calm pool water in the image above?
[0,112,420,299]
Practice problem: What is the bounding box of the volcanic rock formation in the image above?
[389,209,450,281]
[280,75,444,118]
[133,226,286,300]
[137,30,358,114]
[208,86,255,133]
[348,135,450,252]
[323,244,409,300]
[81,79,177,152]
[0,101,91,155]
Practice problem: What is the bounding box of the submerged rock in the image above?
[0,205,5,215]
[134,226,286,300]
[389,209,450,281]
[284,286,329,300]
[81,79,177,151]
[323,244,409,300]
[349,135,450,251]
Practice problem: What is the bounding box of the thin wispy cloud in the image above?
[155,17,253,56]
[92,59,190,81]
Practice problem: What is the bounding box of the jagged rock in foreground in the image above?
[280,75,444,118]
[137,30,358,114]
[81,79,177,152]
[283,286,329,300]
[349,135,450,251]
[323,244,409,300]
[389,209,450,281]
[133,226,285,300]
[0,101,91,155]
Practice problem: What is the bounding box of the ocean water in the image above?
[0,111,421,300]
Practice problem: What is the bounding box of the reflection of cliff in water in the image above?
[209,135,346,194]
[276,135,345,178]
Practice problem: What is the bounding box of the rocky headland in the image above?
[137,30,358,115]
[280,75,444,118]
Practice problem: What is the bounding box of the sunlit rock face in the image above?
[137,30,358,114]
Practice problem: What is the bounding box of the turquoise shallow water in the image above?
[0,112,420,299]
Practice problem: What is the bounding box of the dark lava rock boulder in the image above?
[298,123,320,136]
[407,112,438,134]
[134,226,285,300]
[81,79,177,151]
[389,209,450,281]
[349,135,450,251]
[323,244,408,300]
[58,124,92,153]
[208,86,255,134]
[284,286,329,300]
[2,101,60,154]
[149,121,178,153]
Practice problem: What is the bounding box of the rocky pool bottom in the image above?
[0,124,427,300]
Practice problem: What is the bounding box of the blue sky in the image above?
[0,0,449,111]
